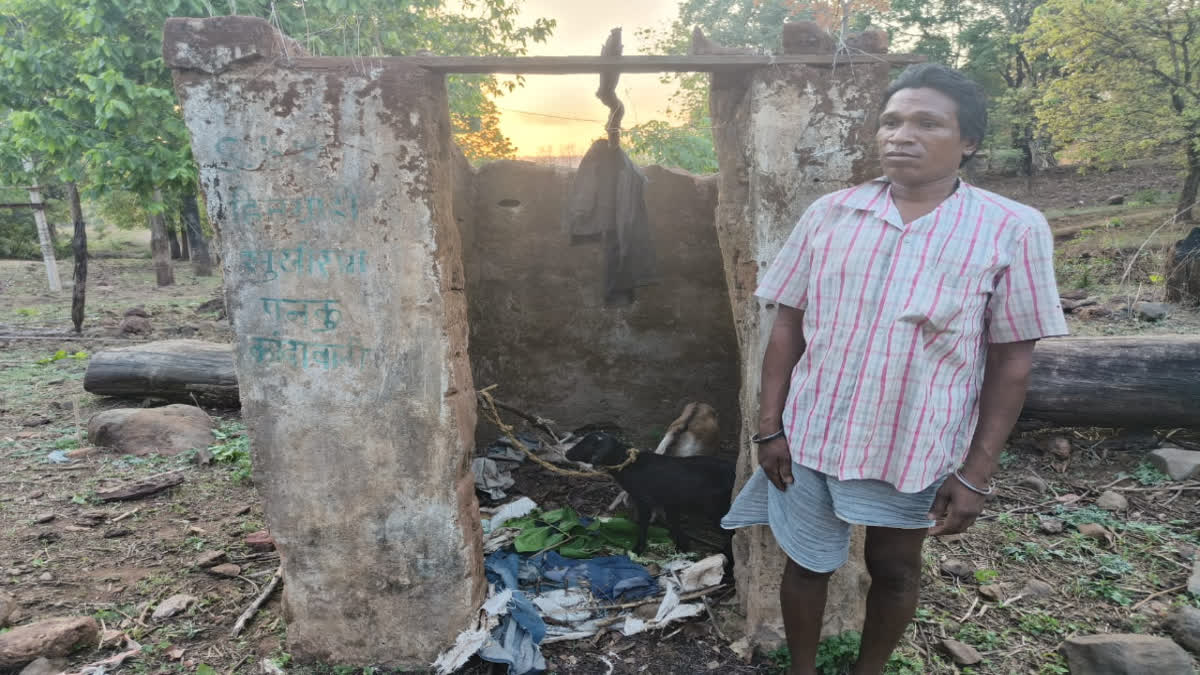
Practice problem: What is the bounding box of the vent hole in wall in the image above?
[498,199,521,208]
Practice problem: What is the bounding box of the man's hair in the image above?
[880,63,988,165]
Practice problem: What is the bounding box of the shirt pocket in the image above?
[896,267,989,339]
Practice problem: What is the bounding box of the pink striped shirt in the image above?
[756,177,1069,493]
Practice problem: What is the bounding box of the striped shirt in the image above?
[757,177,1069,493]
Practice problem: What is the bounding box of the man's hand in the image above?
[758,436,794,491]
[926,476,987,536]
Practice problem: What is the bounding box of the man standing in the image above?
[721,63,1068,675]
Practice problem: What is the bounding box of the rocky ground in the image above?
[1,165,1199,674]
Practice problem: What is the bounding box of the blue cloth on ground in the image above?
[531,551,657,601]
[481,551,546,674]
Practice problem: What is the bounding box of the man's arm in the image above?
[758,304,807,491]
[928,339,1036,535]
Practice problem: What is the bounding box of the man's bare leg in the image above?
[781,557,832,675]
[851,526,928,675]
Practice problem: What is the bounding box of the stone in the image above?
[86,404,215,457]
[1018,475,1049,494]
[1189,554,1200,596]
[708,41,891,650]
[939,558,975,579]
[1038,517,1065,534]
[940,638,982,666]
[124,306,150,318]
[1096,490,1129,511]
[0,591,16,627]
[1077,522,1113,544]
[1133,301,1171,321]
[1107,194,1125,205]
[37,573,51,583]
[99,629,124,649]
[244,530,274,552]
[1061,289,1090,300]
[1059,633,1192,673]
[31,513,54,524]
[1148,446,1200,481]
[20,416,49,428]
[19,657,68,675]
[207,563,241,578]
[166,15,485,668]
[1075,305,1112,320]
[0,617,99,669]
[118,315,152,336]
[151,594,197,621]
[979,583,1013,602]
[193,550,226,568]
[1020,579,1054,599]
[1164,606,1200,653]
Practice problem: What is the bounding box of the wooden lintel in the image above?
[408,53,924,74]
[0,202,45,210]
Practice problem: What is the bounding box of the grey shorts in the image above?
[721,462,946,573]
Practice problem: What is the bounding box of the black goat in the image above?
[567,431,735,557]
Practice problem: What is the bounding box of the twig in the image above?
[226,653,251,674]
[231,565,282,638]
[1111,483,1200,492]
[589,584,728,613]
[1130,583,1188,612]
[113,507,141,523]
[958,596,979,622]
[487,397,561,443]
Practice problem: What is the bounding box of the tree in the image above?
[1026,0,1200,220]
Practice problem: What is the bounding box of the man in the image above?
[721,63,1068,675]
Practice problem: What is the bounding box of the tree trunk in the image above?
[167,222,182,259]
[181,191,213,276]
[67,182,87,334]
[83,339,239,407]
[180,221,190,260]
[82,336,1200,428]
[1178,142,1200,222]
[149,189,174,286]
[1165,226,1200,306]
[1022,336,1200,428]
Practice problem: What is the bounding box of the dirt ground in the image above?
[1,164,1199,675]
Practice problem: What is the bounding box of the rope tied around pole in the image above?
[476,385,639,479]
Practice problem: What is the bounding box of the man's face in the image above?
[876,87,977,188]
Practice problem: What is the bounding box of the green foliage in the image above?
[1027,0,1200,215]
[956,624,1007,650]
[34,349,88,365]
[1131,461,1170,486]
[209,422,252,484]
[505,507,673,558]
[974,568,999,584]
[1019,611,1064,636]
[1085,578,1132,606]
[815,631,862,674]
[627,120,719,174]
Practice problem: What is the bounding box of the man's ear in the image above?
[963,139,980,160]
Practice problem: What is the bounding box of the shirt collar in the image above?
[841,176,970,230]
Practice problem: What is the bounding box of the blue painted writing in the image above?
[229,186,358,225]
[238,246,367,283]
[247,334,371,370]
[260,298,341,333]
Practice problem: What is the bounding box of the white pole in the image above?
[23,159,61,292]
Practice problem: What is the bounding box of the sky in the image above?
[495,0,682,156]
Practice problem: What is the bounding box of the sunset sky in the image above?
[495,0,682,156]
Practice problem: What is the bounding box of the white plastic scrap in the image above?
[431,589,511,675]
[532,588,595,624]
[484,497,539,532]
[678,554,726,592]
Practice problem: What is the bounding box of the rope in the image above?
[476,385,639,479]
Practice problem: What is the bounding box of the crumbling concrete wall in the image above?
[711,60,892,645]
[459,159,741,450]
[164,16,483,668]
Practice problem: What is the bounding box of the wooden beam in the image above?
[0,202,47,209]
[408,53,924,74]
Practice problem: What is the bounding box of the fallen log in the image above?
[1023,335,1200,428]
[83,339,239,407]
[83,337,1200,428]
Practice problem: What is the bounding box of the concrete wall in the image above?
[459,159,741,450]
[165,17,483,668]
